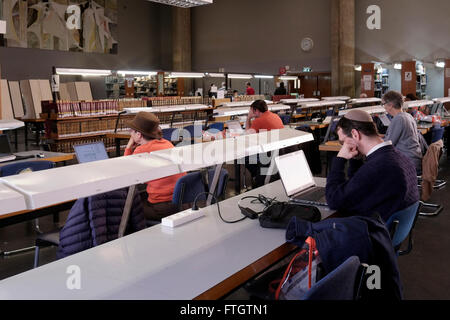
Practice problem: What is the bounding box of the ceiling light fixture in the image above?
[278,76,298,81]
[118,70,157,76]
[55,68,112,76]
[394,63,402,70]
[228,74,253,79]
[435,60,446,68]
[146,0,213,8]
[206,73,226,78]
[254,75,274,79]
[168,72,205,78]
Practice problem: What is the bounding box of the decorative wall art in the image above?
[2,0,118,54]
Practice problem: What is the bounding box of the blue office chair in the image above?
[172,168,229,210]
[431,126,445,144]
[385,201,420,256]
[208,122,224,132]
[180,125,203,144]
[326,109,336,117]
[303,256,362,300]
[162,128,180,143]
[0,160,55,257]
[278,114,291,125]
[0,160,55,177]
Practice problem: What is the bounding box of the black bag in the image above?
[259,202,321,229]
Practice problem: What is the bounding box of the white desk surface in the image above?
[280,98,319,104]
[219,100,273,108]
[152,128,313,171]
[403,100,434,109]
[0,181,27,216]
[348,98,382,104]
[0,153,180,210]
[322,96,351,101]
[0,178,332,300]
[0,119,25,131]
[297,100,346,108]
[214,104,289,117]
[433,97,450,104]
[339,105,386,116]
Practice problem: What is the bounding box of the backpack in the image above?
[245,236,324,300]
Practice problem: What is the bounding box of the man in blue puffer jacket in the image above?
[57,188,145,259]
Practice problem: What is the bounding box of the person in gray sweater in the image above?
[382,91,423,174]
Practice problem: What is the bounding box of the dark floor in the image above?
[1,128,450,300]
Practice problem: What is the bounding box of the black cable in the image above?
[192,191,246,224]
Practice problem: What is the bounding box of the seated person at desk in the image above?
[382,91,423,174]
[245,100,284,188]
[125,112,185,221]
[326,109,419,222]
[274,82,287,96]
[246,100,284,133]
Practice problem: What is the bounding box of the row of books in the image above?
[41,99,148,118]
[234,95,266,102]
[50,137,117,154]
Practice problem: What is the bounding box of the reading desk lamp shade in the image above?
[146,0,213,7]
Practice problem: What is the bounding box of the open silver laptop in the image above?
[73,141,109,163]
[275,150,328,206]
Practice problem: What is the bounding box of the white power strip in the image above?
[161,209,205,228]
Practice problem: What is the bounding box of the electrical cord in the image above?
[192,191,247,224]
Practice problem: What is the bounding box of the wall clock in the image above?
[301,37,314,52]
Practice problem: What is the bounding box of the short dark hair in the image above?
[382,91,403,109]
[246,82,251,86]
[406,93,418,101]
[336,117,378,138]
[251,99,268,113]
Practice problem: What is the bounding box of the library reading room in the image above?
[0,0,449,308]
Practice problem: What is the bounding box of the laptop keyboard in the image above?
[293,187,328,206]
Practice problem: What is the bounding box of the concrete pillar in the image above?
[172,7,191,72]
[172,7,192,95]
[331,0,355,97]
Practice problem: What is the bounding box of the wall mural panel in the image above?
[2,0,118,54]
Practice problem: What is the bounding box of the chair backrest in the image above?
[162,128,180,142]
[431,126,445,143]
[278,114,291,125]
[303,256,361,300]
[207,168,229,200]
[208,122,224,132]
[0,160,55,177]
[181,125,203,139]
[385,202,420,249]
[172,172,206,209]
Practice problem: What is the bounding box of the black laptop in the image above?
[275,150,328,207]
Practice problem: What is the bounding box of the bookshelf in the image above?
[402,61,427,99]
[374,67,389,98]
[416,63,427,99]
[41,97,214,153]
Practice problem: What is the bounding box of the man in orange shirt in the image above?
[246,100,284,133]
[125,112,185,221]
[245,100,284,188]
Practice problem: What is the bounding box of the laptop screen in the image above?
[275,150,316,197]
[74,142,109,163]
[0,134,12,155]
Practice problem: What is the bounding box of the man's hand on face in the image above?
[248,107,255,119]
[338,140,359,160]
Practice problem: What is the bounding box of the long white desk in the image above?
[218,100,273,108]
[322,96,350,101]
[348,98,382,105]
[297,100,346,109]
[433,97,450,104]
[213,104,290,117]
[402,100,434,109]
[0,178,332,300]
[339,105,386,116]
[0,181,27,215]
[280,98,319,105]
[0,119,25,131]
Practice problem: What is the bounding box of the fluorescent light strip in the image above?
[278,76,298,81]
[206,73,226,78]
[56,68,112,76]
[168,72,205,78]
[228,74,253,79]
[118,70,157,76]
[254,75,274,79]
[436,61,446,68]
[394,63,402,70]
